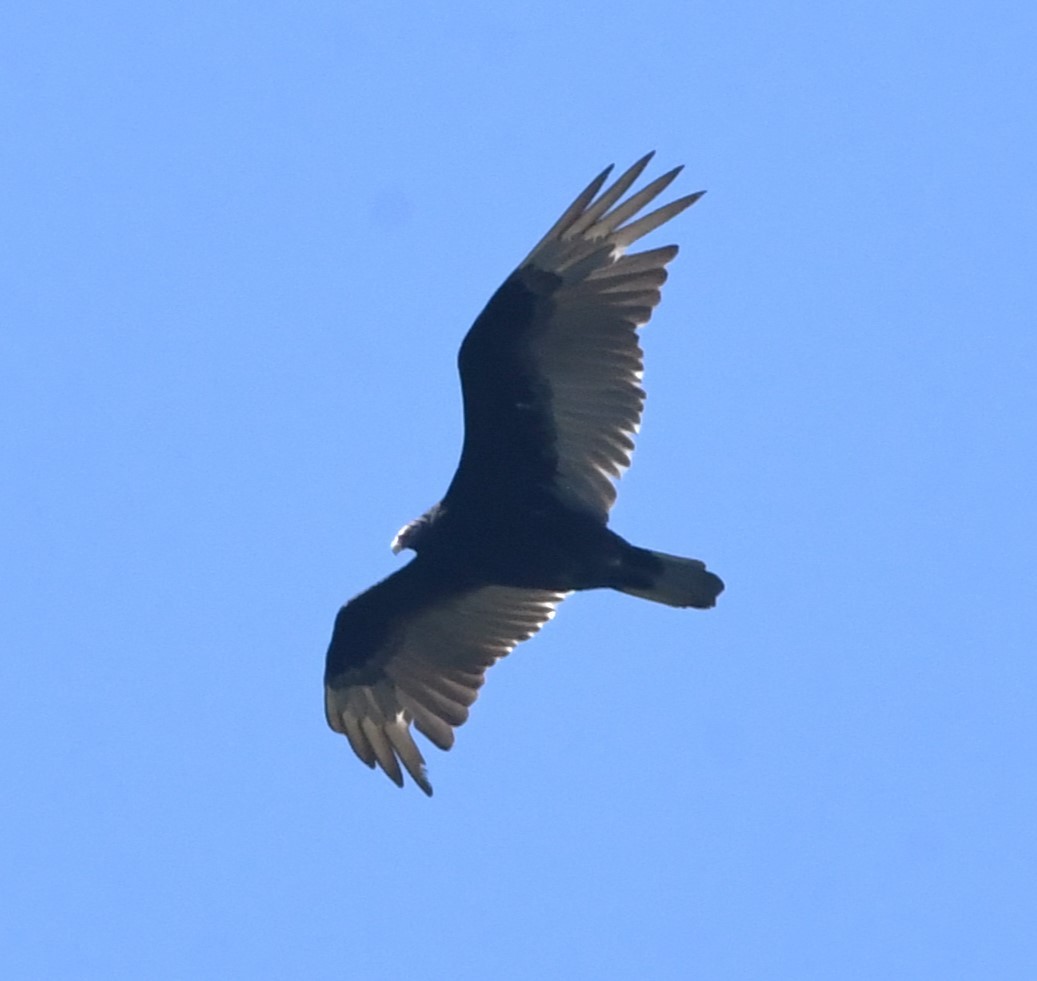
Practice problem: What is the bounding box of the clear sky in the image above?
[3,2,1035,978]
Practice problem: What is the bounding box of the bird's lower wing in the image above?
[325,567,567,795]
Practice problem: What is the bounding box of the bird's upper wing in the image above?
[324,558,566,795]
[447,153,703,519]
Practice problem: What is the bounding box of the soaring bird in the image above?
[324,154,723,794]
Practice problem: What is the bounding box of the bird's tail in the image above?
[616,549,724,609]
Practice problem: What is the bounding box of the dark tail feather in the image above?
[617,549,724,609]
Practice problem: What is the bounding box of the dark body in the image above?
[399,274,669,594]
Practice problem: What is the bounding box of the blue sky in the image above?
[3,2,1035,978]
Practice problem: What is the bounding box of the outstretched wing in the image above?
[324,558,566,795]
[446,153,703,519]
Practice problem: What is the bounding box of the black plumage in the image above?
[324,154,723,794]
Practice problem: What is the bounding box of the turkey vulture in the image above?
[324,153,723,794]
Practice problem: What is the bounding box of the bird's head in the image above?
[391,510,433,554]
